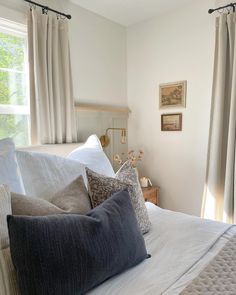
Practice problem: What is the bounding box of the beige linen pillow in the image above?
[0,185,11,250]
[0,185,20,295]
[0,248,19,295]
[11,176,91,216]
[49,175,91,214]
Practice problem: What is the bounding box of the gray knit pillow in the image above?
[86,162,151,234]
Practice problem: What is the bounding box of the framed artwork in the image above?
[161,113,182,131]
[159,80,187,109]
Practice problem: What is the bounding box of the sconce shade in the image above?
[100,135,110,148]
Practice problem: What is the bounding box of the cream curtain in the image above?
[28,10,78,144]
[202,13,236,224]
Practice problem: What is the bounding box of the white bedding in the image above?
[88,203,233,295]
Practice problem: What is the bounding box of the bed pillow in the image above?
[0,185,19,295]
[0,177,90,295]
[86,166,151,234]
[11,176,91,216]
[49,175,91,214]
[8,190,148,295]
[16,150,86,199]
[68,134,115,177]
[116,161,151,233]
[0,138,24,194]
[0,248,19,295]
[0,185,11,250]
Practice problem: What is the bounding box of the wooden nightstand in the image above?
[142,186,160,206]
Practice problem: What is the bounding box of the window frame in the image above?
[0,17,30,145]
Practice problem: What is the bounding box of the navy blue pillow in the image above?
[7,189,149,295]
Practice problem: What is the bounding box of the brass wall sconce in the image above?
[100,128,126,148]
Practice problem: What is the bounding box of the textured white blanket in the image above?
[88,203,231,295]
[180,234,236,294]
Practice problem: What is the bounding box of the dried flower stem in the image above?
[114,149,144,167]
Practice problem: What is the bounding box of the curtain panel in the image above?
[202,13,236,224]
[28,10,78,144]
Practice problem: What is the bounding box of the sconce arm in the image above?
[105,128,126,135]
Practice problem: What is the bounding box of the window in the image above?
[0,18,29,146]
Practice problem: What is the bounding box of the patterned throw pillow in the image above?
[86,161,151,234]
[116,161,151,233]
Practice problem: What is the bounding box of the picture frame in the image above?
[159,80,187,109]
[161,113,182,131]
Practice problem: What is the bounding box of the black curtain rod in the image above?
[24,0,72,19]
[208,2,236,14]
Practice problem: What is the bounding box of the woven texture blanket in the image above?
[181,233,236,294]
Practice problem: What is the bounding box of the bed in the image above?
[1,138,235,295]
[88,203,235,294]
[17,143,83,157]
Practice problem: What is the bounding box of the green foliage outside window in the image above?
[0,31,24,71]
[0,30,29,146]
[0,115,29,146]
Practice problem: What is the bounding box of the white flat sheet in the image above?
[88,203,232,295]
[165,225,236,294]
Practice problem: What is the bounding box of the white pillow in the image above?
[0,138,25,194]
[68,134,115,177]
[16,151,86,199]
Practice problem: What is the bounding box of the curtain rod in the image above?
[24,0,72,19]
[208,2,236,14]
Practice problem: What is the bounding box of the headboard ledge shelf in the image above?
[75,103,130,114]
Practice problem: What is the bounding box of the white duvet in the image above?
[88,203,233,295]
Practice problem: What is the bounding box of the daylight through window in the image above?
[0,18,29,146]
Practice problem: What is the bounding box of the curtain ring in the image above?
[42,7,48,15]
[29,3,36,11]
[226,6,232,14]
[232,4,236,13]
[226,6,230,14]
[60,14,66,20]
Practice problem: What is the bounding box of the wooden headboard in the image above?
[17,143,83,157]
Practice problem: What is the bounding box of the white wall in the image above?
[0,0,127,106]
[0,0,128,162]
[0,0,223,216]
[127,0,216,216]
[69,4,127,106]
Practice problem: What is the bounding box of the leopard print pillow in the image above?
[86,162,151,234]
